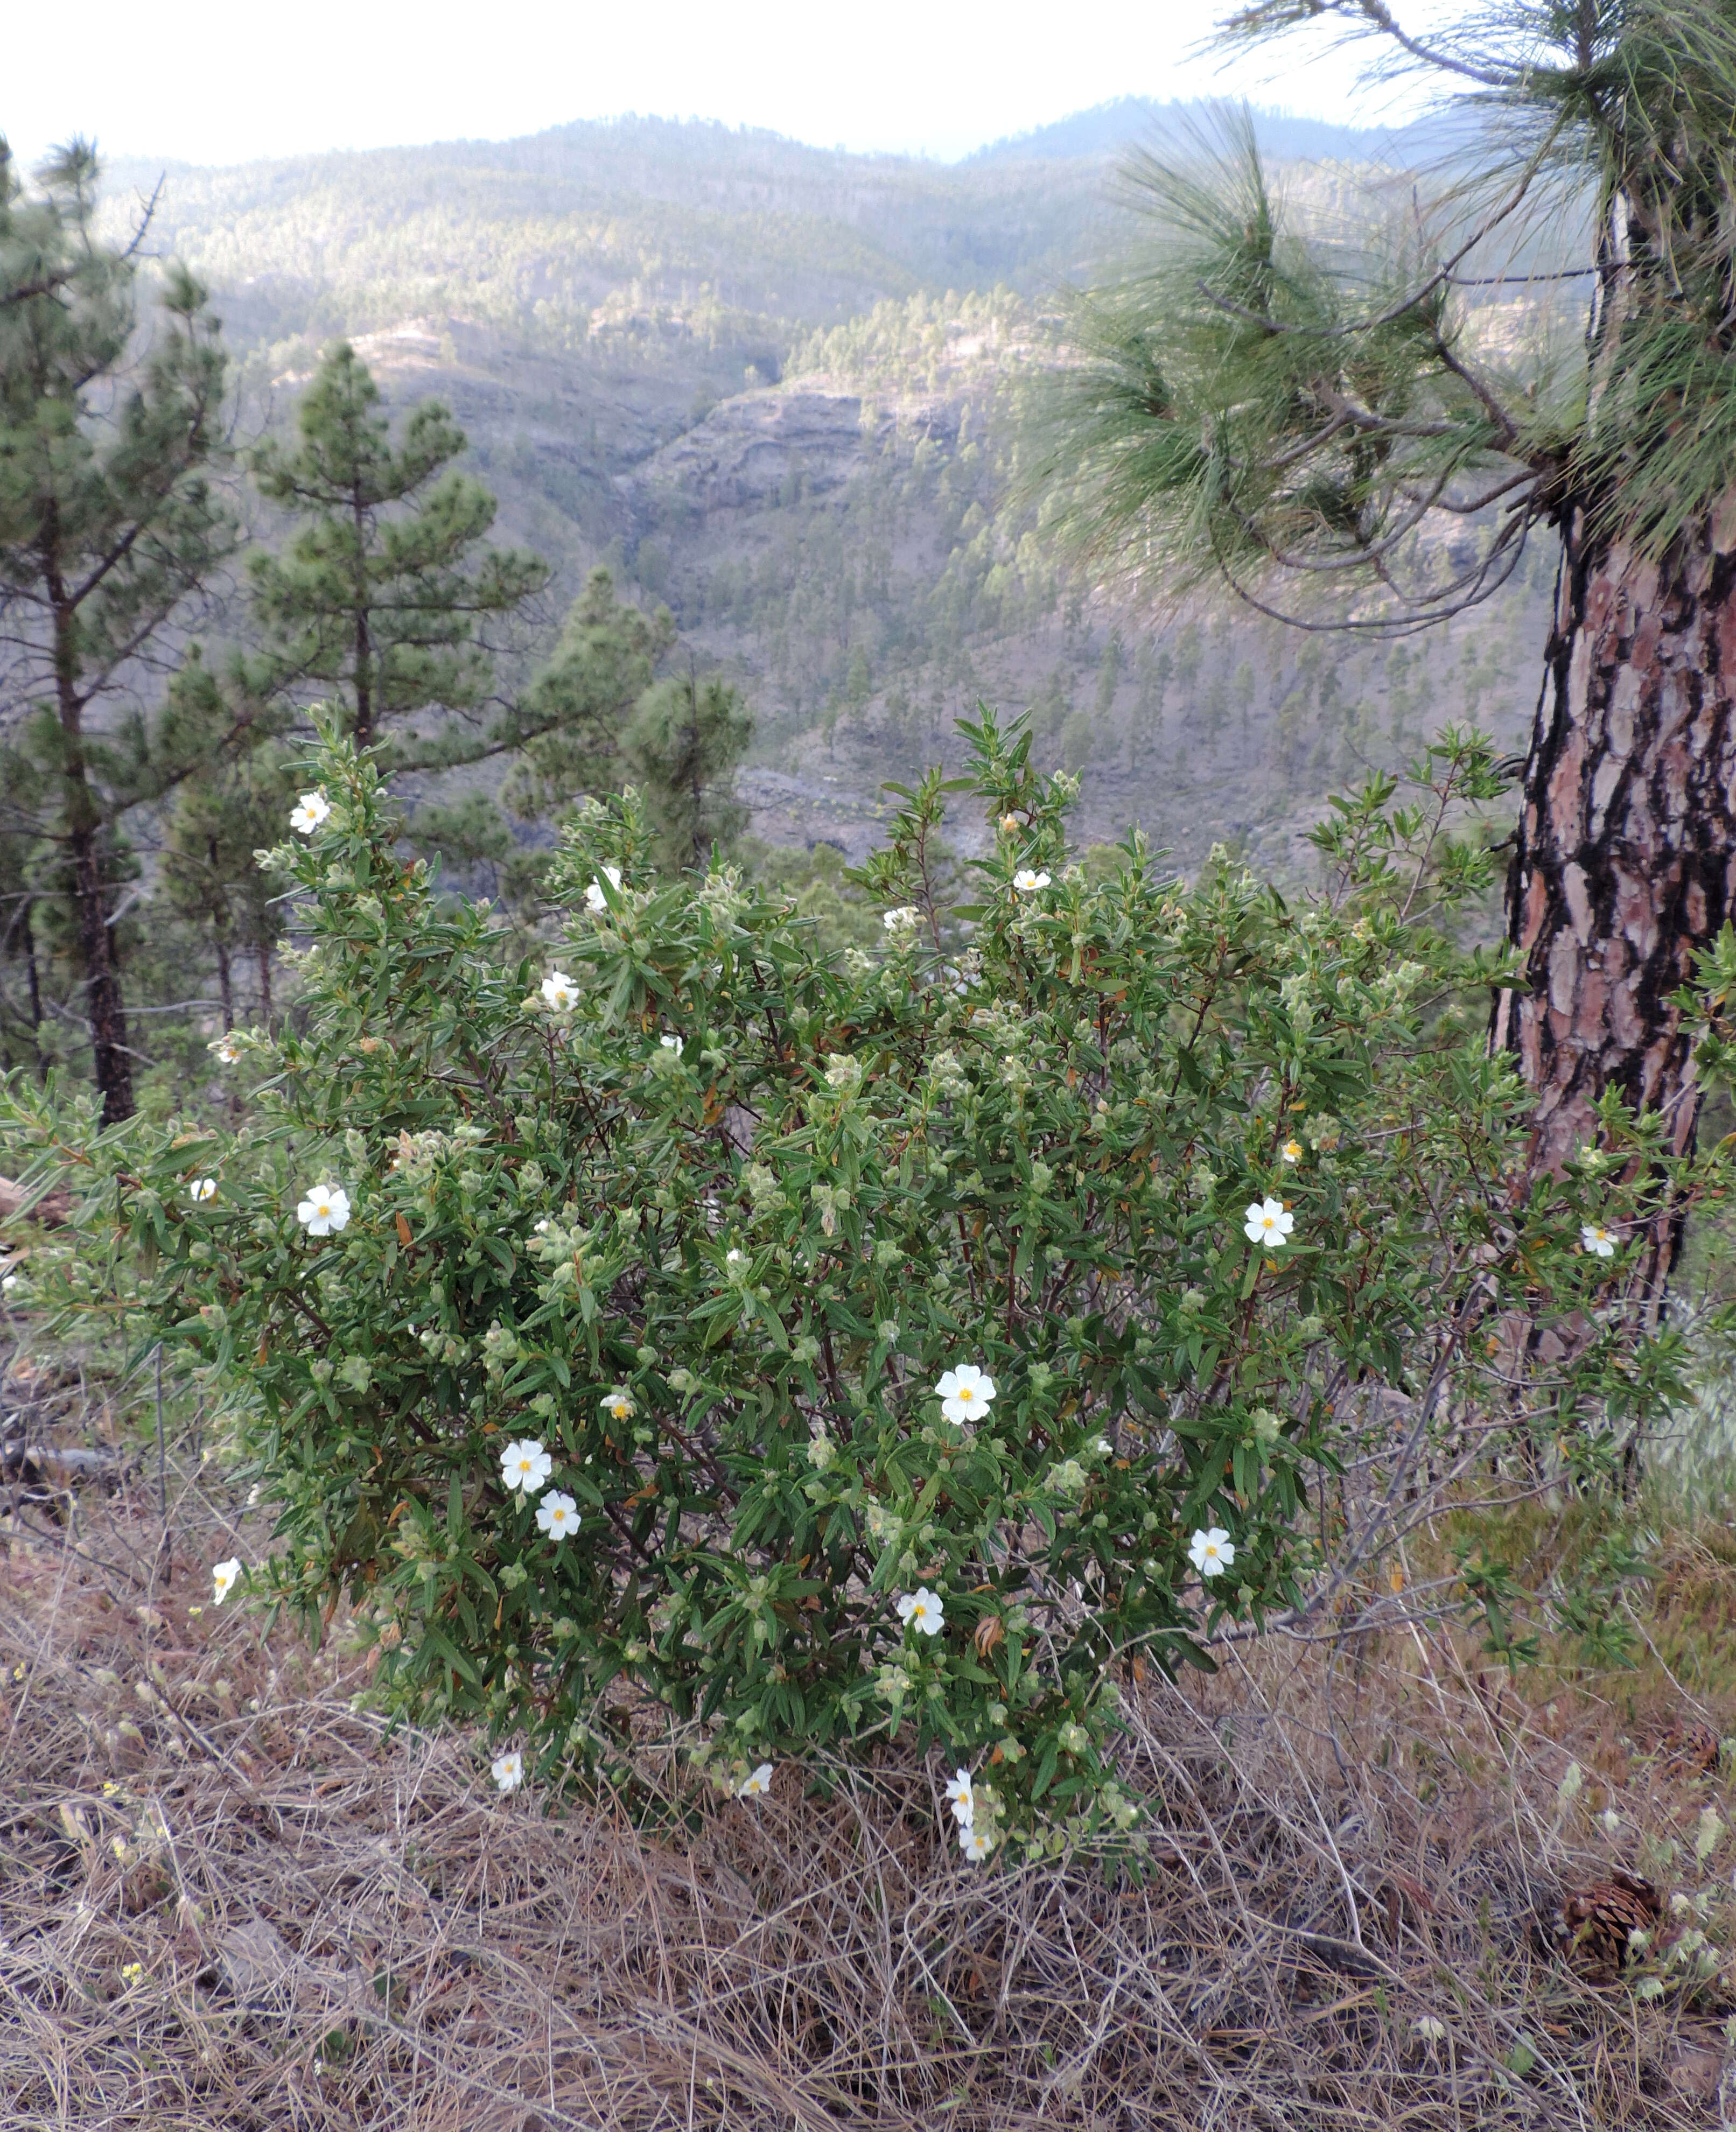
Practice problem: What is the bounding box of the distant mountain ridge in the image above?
[964,95,1471,169]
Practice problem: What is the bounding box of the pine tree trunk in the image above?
[20,899,41,1031]
[214,933,234,1032]
[256,941,273,1022]
[47,548,134,1126]
[1492,503,1736,1183]
[208,836,234,1031]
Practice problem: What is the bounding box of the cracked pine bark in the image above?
[1492,502,1736,1190]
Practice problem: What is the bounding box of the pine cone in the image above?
[1650,1716,1720,1777]
[1555,1870,1661,1980]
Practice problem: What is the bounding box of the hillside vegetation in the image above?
[93,107,1558,880]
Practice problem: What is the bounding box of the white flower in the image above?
[935,1362,996,1425]
[944,1768,975,1826]
[1412,2016,1446,2044]
[660,1033,683,1056]
[492,1750,524,1793]
[1581,1220,1616,1258]
[883,905,921,932]
[1281,1138,1303,1165]
[289,790,331,834]
[211,1558,241,1605]
[585,865,623,913]
[601,1388,635,1423]
[541,970,577,1012]
[210,1033,241,1065]
[534,1217,551,1234]
[999,812,1019,833]
[536,1490,580,1541]
[960,1823,996,1862]
[1243,1197,1293,1248]
[500,1437,552,1495]
[297,1183,351,1236]
[1,1274,19,1295]
[1189,1527,1235,1579]
[1012,868,1050,894]
[188,1177,218,1204]
[897,1587,945,1636]
[736,1762,774,1800]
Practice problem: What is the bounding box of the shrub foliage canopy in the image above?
[8,714,1718,1847]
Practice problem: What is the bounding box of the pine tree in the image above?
[0,142,237,1122]
[502,566,675,823]
[159,704,293,1032]
[500,566,752,882]
[1042,9,1736,1206]
[246,341,549,758]
[625,664,754,869]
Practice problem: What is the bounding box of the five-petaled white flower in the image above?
[210,1033,241,1064]
[1189,1527,1235,1579]
[1581,1220,1616,1259]
[500,1437,552,1495]
[541,970,576,1012]
[289,790,331,834]
[660,1033,683,1056]
[736,1762,774,1800]
[1243,1197,1293,1249]
[1012,868,1050,893]
[960,1823,996,1862]
[536,1490,580,1541]
[1281,1139,1303,1165]
[944,1768,975,1826]
[883,905,920,931]
[897,1587,945,1636]
[585,865,623,913]
[188,1177,218,1204]
[935,1363,996,1426]
[492,1750,524,1793]
[297,1183,351,1236]
[211,1558,241,1605]
[601,1388,635,1423]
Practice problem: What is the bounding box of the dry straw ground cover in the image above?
[4,1444,1735,2131]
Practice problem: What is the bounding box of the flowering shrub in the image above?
[6,713,1722,1850]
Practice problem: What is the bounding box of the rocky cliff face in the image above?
[619,379,964,518]
[620,387,879,513]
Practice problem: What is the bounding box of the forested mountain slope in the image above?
[96,106,1554,874]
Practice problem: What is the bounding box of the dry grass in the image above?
[3,1453,1736,2129]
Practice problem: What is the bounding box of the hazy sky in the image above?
[6,0,1438,171]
